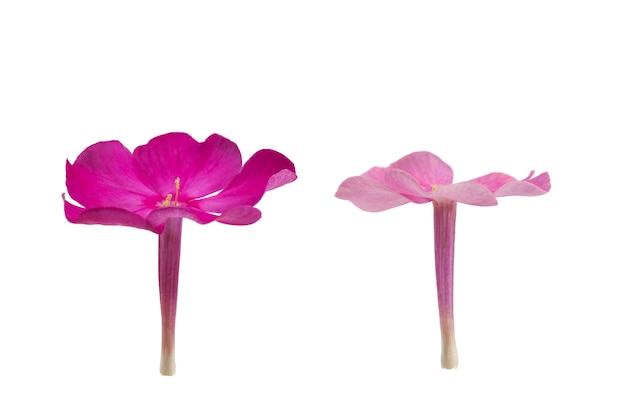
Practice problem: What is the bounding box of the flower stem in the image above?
[432,199,458,369]
[158,217,183,376]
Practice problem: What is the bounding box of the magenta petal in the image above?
[216,206,262,225]
[433,182,498,206]
[335,176,411,212]
[133,133,243,199]
[66,141,158,209]
[63,195,153,231]
[147,206,218,231]
[389,152,454,189]
[194,149,296,213]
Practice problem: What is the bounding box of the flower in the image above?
[335,151,550,369]
[64,132,296,375]
[64,132,296,233]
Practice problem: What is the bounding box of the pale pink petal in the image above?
[494,172,551,197]
[63,195,153,231]
[66,141,159,210]
[525,171,551,193]
[361,167,386,182]
[468,172,518,192]
[382,169,433,203]
[216,206,262,225]
[335,176,411,212]
[389,152,453,189]
[363,167,432,203]
[266,168,298,191]
[193,149,295,213]
[432,182,498,206]
[133,133,242,200]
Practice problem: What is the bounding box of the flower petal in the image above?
[66,141,159,210]
[382,168,433,204]
[146,206,219,232]
[266,168,298,191]
[193,149,296,213]
[63,194,154,231]
[432,182,498,206]
[526,171,551,192]
[389,152,454,189]
[468,172,518,192]
[335,175,411,212]
[361,166,386,182]
[133,133,243,200]
[470,171,551,197]
[216,206,262,225]
[494,171,551,197]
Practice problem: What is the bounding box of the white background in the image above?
[1,1,624,415]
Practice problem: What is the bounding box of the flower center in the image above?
[432,185,439,191]
[161,178,181,207]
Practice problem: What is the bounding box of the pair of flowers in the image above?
[64,132,550,375]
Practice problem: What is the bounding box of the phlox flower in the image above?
[64,132,296,375]
[336,151,550,368]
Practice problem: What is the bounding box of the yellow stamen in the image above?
[160,178,181,208]
[174,177,180,206]
[161,194,173,207]
[432,185,439,191]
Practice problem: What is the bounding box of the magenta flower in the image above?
[64,132,296,375]
[335,151,550,369]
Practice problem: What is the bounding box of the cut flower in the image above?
[64,132,296,375]
[336,151,550,368]
[64,132,296,233]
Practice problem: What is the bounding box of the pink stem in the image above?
[432,199,458,369]
[158,217,183,376]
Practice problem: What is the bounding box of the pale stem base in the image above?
[433,199,459,369]
[160,349,176,376]
[439,314,458,369]
[159,217,183,376]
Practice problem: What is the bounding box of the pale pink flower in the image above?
[336,151,550,368]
